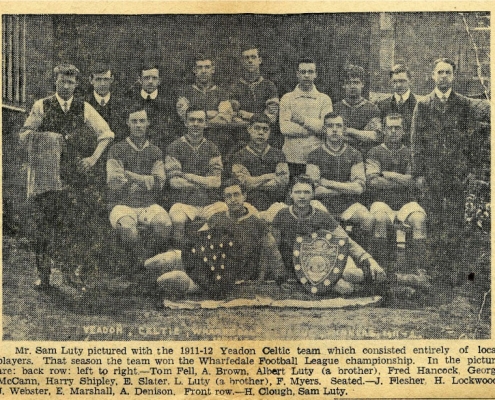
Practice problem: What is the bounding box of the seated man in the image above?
[333,64,382,155]
[107,107,172,271]
[366,113,427,278]
[306,112,374,248]
[166,109,223,246]
[272,175,385,295]
[230,113,289,211]
[145,179,285,299]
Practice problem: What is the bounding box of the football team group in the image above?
[19,44,488,303]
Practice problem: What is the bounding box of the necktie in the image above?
[100,99,106,107]
[146,94,151,101]
[441,95,447,104]
[397,95,404,107]
[63,102,68,113]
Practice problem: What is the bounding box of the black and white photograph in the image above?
[2,12,491,341]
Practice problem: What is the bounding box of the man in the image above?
[145,179,284,300]
[126,64,177,153]
[107,107,172,272]
[279,57,333,179]
[376,64,418,144]
[230,113,289,211]
[229,45,280,124]
[271,175,386,295]
[166,109,223,246]
[19,63,114,289]
[176,54,232,124]
[411,58,474,277]
[86,62,127,142]
[334,64,382,154]
[366,114,427,277]
[306,112,374,249]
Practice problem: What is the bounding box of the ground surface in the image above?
[2,234,490,342]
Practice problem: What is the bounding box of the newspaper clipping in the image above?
[1,2,493,399]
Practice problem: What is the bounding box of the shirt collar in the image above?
[181,135,206,149]
[381,142,405,151]
[394,89,410,103]
[55,93,73,110]
[323,142,347,156]
[293,84,319,99]
[342,97,367,108]
[126,137,150,151]
[246,144,271,157]
[94,91,111,105]
[240,76,264,86]
[141,89,158,100]
[434,87,452,101]
[192,84,218,93]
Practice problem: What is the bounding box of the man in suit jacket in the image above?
[410,58,475,279]
[86,63,127,142]
[377,64,417,145]
[126,64,178,153]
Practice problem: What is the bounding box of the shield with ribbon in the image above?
[293,230,349,295]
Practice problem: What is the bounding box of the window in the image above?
[2,15,26,109]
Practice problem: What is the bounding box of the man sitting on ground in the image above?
[145,179,285,300]
[272,175,386,296]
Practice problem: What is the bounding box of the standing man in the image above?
[306,112,375,249]
[176,54,231,124]
[19,63,114,289]
[126,63,177,153]
[107,107,172,273]
[279,57,333,179]
[334,64,382,155]
[229,45,280,124]
[86,62,127,142]
[166,109,223,246]
[411,58,474,278]
[376,64,418,144]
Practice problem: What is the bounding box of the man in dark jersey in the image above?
[306,112,375,249]
[145,179,284,299]
[229,45,279,124]
[272,175,385,295]
[333,64,382,155]
[229,113,289,211]
[366,114,427,279]
[107,107,172,270]
[19,63,114,289]
[166,109,223,246]
[176,54,232,124]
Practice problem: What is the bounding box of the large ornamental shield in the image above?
[293,230,349,295]
[185,230,240,298]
